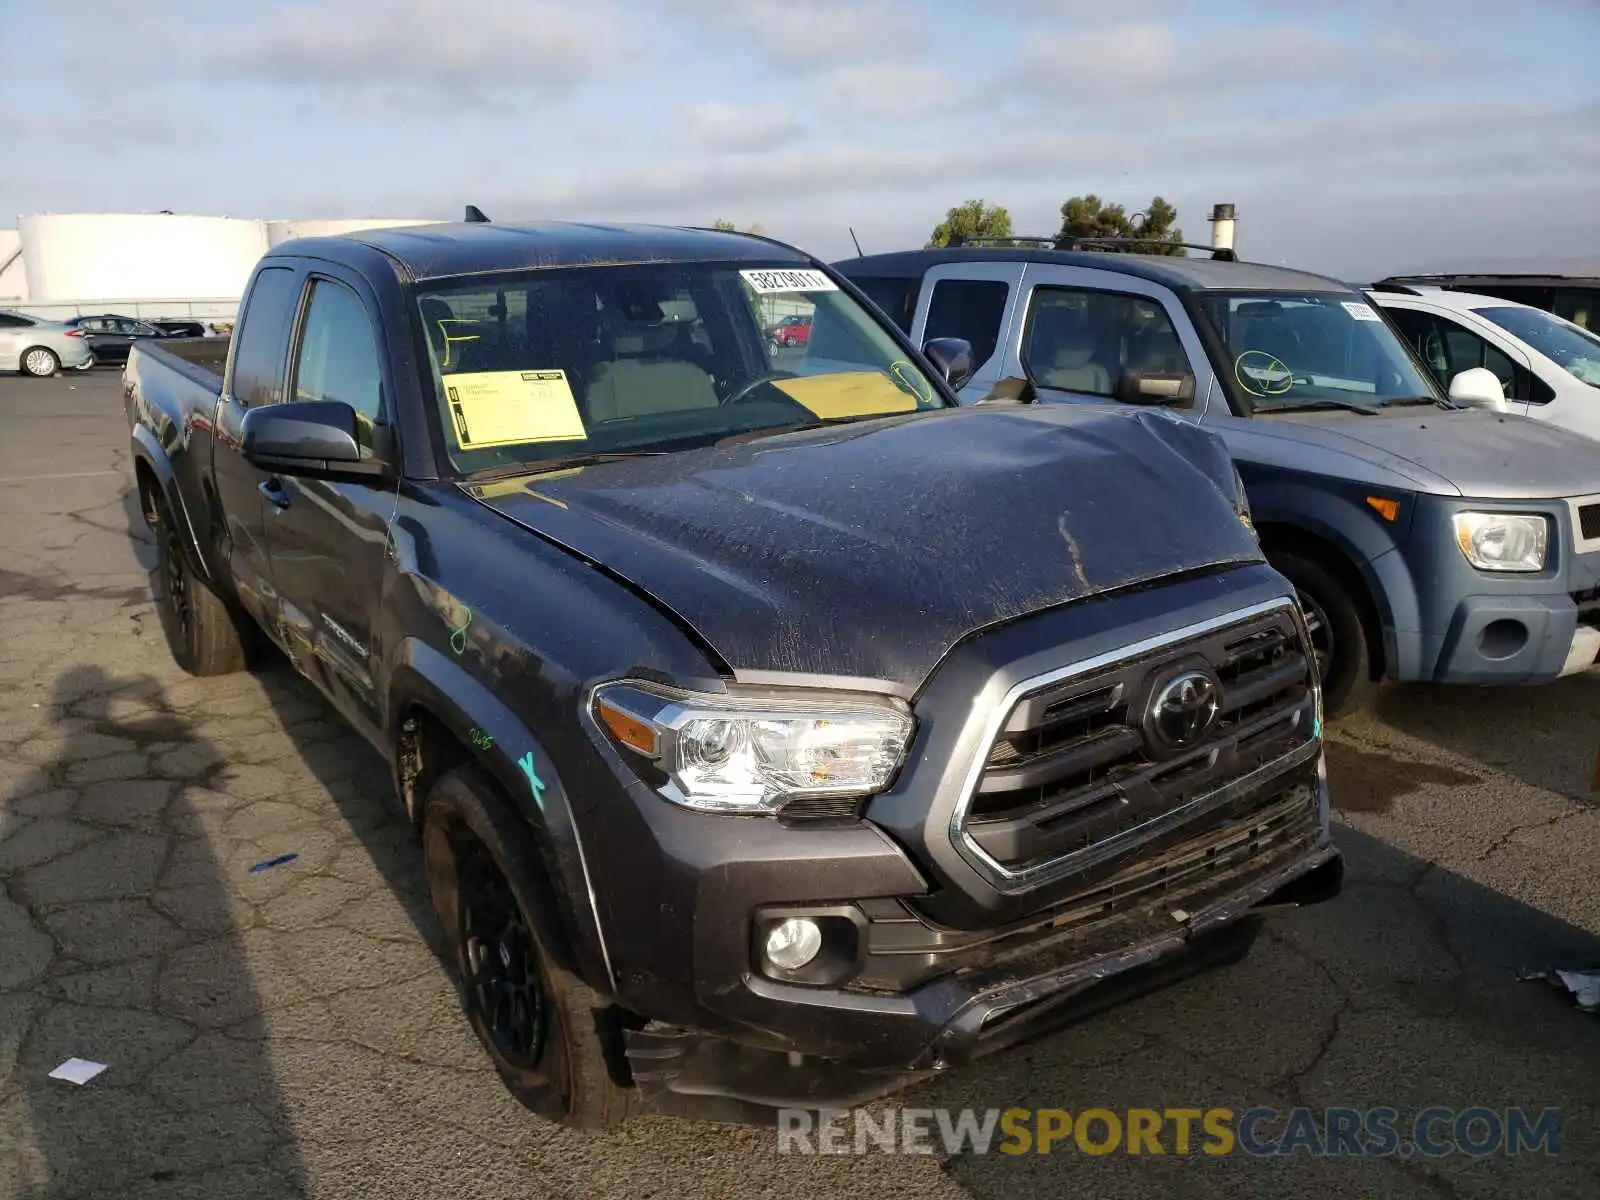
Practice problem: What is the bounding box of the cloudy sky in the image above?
[2,0,1596,278]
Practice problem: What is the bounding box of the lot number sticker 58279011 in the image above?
[741,268,839,295]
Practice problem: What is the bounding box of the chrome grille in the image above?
[957,602,1317,884]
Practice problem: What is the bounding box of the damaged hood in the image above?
[464,405,1263,692]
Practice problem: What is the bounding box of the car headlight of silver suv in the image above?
[1451,511,1550,572]
[591,681,914,815]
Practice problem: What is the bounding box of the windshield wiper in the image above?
[1383,394,1460,410]
[1260,398,1383,415]
[462,451,667,482]
[713,412,902,448]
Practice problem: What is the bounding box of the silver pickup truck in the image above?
[834,237,1600,716]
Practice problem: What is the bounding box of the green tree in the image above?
[926,199,1013,248]
[711,218,766,234]
[1057,194,1186,256]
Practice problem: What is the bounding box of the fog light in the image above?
[764,918,822,971]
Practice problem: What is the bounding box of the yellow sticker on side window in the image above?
[772,372,920,419]
[442,370,586,449]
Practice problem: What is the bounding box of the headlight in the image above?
[1451,511,1550,572]
[591,681,914,815]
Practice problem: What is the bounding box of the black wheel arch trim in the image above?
[387,637,617,996]
[130,428,215,583]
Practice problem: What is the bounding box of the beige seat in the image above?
[585,323,720,422]
[1031,305,1111,394]
[1041,348,1112,394]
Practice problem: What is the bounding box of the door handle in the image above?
[259,477,292,510]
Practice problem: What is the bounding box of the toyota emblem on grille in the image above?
[1144,669,1221,754]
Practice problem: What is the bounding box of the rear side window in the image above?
[849,276,917,333]
[292,278,385,454]
[1021,286,1194,404]
[0,313,32,328]
[229,266,302,407]
[925,279,1009,376]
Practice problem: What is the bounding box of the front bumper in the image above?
[626,841,1343,1125]
[1429,591,1600,683]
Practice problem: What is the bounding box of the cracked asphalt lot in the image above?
[3,371,1598,1199]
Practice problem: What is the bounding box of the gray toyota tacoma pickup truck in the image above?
[123,219,1341,1128]
[836,236,1600,716]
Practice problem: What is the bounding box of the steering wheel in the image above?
[720,369,800,406]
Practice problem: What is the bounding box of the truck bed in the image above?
[141,335,231,383]
[124,338,228,542]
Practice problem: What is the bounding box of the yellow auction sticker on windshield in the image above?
[774,371,919,418]
[442,370,586,449]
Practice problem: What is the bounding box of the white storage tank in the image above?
[20,213,269,302]
[265,218,437,247]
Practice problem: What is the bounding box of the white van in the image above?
[1370,284,1600,438]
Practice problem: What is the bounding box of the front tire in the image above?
[150,493,252,676]
[422,763,635,1131]
[21,347,59,377]
[1270,551,1375,719]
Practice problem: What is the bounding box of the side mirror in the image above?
[1448,367,1509,412]
[922,337,975,392]
[1116,369,1196,406]
[240,400,389,481]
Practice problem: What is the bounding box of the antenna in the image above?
[464,205,491,223]
[849,226,864,257]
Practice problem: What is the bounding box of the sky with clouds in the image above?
[1,0,1596,278]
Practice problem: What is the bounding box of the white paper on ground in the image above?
[1554,969,1600,1012]
[49,1058,109,1085]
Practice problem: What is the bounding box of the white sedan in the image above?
[0,308,97,377]
[1370,284,1600,438]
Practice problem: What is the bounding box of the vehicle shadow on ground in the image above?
[247,642,449,965]
[1358,674,1600,805]
[911,825,1600,1199]
[1,664,309,1199]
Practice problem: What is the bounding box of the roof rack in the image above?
[1364,280,1431,295]
[945,233,1237,262]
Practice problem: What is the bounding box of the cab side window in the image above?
[925,279,1009,378]
[1021,286,1194,404]
[230,267,303,408]
[1386,308,1544,403]
[292,278,385,454]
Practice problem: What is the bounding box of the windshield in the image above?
[414,259,946,475]
[1195,291,1441,411]
[1476,306,1600,387]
